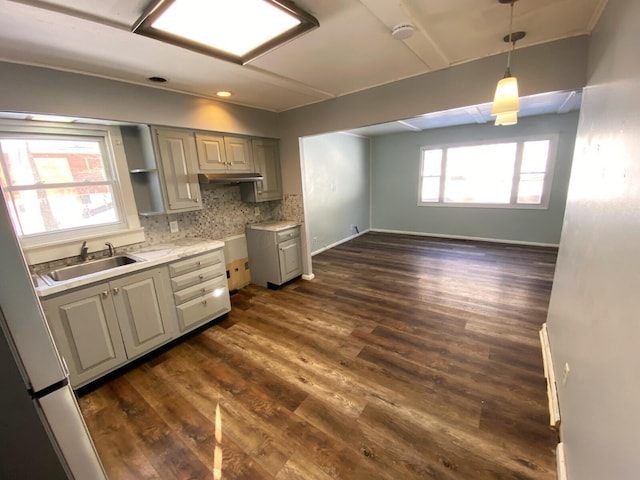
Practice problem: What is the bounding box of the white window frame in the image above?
[417,134,558,210]
[0,120,144,264]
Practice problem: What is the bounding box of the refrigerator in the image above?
[0,194,106,478]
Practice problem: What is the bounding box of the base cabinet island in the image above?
[38,240,229,389]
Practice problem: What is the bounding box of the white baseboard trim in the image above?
[301,273,315,281]
[557,442,568,480]
[311,229,371,256]
[540,323,561,429]
[370,228,559,248]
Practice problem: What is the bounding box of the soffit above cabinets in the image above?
[1,0,606,112]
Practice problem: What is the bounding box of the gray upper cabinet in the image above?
[154,128,202,212]
[195,133,253,173]
[223,136,253,172]
[195,133,227,172]
[123,125,202,215]
[241,138,283,202]
[124,124,281,212]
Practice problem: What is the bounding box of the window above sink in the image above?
[0,119,145,264]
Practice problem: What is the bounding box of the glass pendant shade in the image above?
[491,75,520,116]
[494,111,518,126]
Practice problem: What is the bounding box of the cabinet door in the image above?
[195,133,227,172]
[253,139,283,201]
[111,268,174,359]
[278,237,303,283]
[223,136,253,172]
[42,284,126,388]
[155,128,202,212]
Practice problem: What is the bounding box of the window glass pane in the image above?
[420,177,440,202]
[422,149,442,176]
[0,138,108,187]
[517,173,545,204]
[444,143,516,203]
[521,140,550,173]
[6,186,118,236]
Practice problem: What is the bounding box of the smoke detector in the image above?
[391,24,414,40]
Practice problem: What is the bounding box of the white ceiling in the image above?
[347,89,583,137]
[0,0,606,114]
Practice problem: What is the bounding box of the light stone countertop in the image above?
[246,220,301,232]
[35,238,225,298]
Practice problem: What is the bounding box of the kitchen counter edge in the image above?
[35,239,225,298]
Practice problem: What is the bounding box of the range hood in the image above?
[198,172,263,184]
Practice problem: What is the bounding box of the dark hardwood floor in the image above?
[79,232,559,479]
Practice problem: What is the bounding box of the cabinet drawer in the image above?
[276,227,300,243]
[170,265,224,291]
[173,277,225,305]
[169,250,224,277]
[175,278,231,333]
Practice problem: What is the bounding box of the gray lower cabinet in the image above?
[42,268,174,388]
[168,250,231,333]
[246,224,303,287]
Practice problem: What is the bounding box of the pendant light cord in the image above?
[505,0,515,77]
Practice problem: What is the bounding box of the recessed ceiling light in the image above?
[216,91,233,98]
[133,0,319,65]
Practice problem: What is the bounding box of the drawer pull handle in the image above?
[201,288,206,294]
[112,287,119,295]
[101,291,109,298]
[202,300,207,306]
[199,274,204,280]
[197,261,201,266]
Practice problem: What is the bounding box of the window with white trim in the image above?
[419,136,556,208]
[0,121,143,259]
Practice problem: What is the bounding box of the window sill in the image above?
[23,227,146,266]
[417,202,549,210]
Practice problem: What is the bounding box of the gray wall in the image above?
[0,62,286,264]
[546,0,640,478]
[279,36,589,195]
[279,35,588,273]
[371,113,580,245]
[302,133,370,254]
[0,37,590,275]
[0,62,279,138]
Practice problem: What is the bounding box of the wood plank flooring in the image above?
[78,232,559,479]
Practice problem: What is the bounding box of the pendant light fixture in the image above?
[491,0,526,126]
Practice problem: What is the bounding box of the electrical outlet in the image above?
[169,220,179,233]
[562,362,570,385]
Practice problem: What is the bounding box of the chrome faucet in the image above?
[105,242,115,257]
[80,241,89,262]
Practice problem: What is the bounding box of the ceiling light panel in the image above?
[133,0,319,64]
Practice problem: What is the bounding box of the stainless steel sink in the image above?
[42,254,144,285]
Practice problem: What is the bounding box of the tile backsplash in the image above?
[30,186,305,273]
[139,184,282,245]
